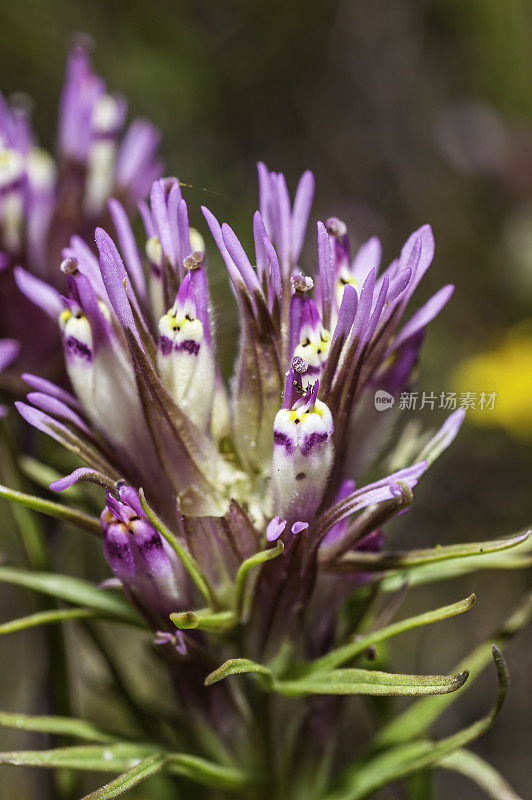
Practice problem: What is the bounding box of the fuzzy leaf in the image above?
[308,594,476,673]
[373,594,532,749]
[234,540,284,619]
[325,648,508,800]
[0,607,95,635]
[0,484,102,536]
[80,754,166,799]
[205,658,273,687]
[0,567,144,627]
[275,667,469,698]
[0,710,121,743]
[0,743,159,772]
[439,749,523,800]
[166,753,249,790]
[333,532,529,572]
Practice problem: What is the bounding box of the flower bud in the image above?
[101,486,185,619]
[271,377,334,524]
[157,272,215,431]
[292,298,331,387]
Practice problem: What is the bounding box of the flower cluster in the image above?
[13,164,463,658]
[0,39,161,363]
[1,130,529,798]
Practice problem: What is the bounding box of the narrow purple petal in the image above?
[257,162,273,236]
[400,224,435,296]
[317,221,334,327]
[222,223,262,296]
[108,198,147,301]
[351,236,382,281]
[202,207,242,287]
[95,227,137,336]
[138,199,155,238]
[391,284,454,352]
[331,284,358,343]
[22,374,82,410]
[275,172,292,272]
[263,235,282,305]
[50,467,112,492]
[386,266,411,305]
[26,392,91,434]
[150,179,176,267]
[14,267,62,320]
[0,339,19,372]
[350,267,376,348]
[290,170,314,264]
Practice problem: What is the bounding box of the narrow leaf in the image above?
[0,710,121,743]
[80,754,166,799]
[373,593,532,749]
[439,749,524,800]
[326,648,509,800]
[333,532,529,572]
[0,743,159,772]
[234,540,284,619]
[167,753,250,790]
[0,567,144,627]
[275,667,469,698]
[0,484,102,536]
[205,658,273,687]
[0,607,95,635]
[309,594,476,673]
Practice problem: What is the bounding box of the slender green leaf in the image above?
[381,534,532,591]
[0,710,121,743]
[139,488,216,607]
[234,540,284,619]
[439,749,523,800]
[275,668,469,698]
[0,607,95,635]
[80,754,167,799]
[170,609,235,632]
[332,532,529,571]
[325,648,508,800]
[0,567,144,627]
[0,743,158,771]
[309,594,475,673]
[205,658,273,687]
[373,593,532,749]
[167,753,249,790]
[0,484,102,536]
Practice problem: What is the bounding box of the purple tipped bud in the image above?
[157,272,215,431]
[272,381,334,524]
[101,487,186,619]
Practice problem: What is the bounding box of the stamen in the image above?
[60,257,79,276]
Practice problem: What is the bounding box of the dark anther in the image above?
[295,472,306,481]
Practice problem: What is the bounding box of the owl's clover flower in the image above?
[0,39,161,363]
[14,164,461,648]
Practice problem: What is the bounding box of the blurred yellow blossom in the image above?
[452,321,532,441]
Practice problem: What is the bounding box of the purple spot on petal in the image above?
[64,336,93,362]
[300,431,329,456]
[159,335,173,356]
[175,340,200,356]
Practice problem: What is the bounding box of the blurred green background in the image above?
[0,0,531,797]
